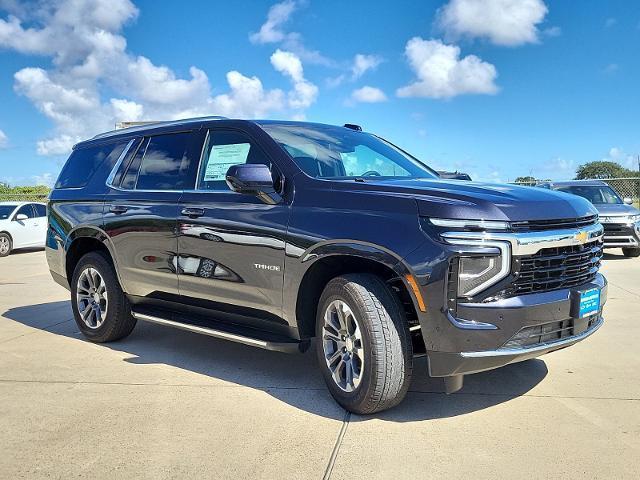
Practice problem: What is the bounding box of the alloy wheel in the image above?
[322,299,364,392]
[76,267,108,329]
[0,236,9,255]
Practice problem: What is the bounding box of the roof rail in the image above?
[343,123,362,131]
[92,116,229,140]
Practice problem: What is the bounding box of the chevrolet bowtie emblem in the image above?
[575,231,588,243]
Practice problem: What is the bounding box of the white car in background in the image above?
[0,202,47,257]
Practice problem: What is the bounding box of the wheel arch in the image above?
[293,242,422,339]
[64,226,121,287]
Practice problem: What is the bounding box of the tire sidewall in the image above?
[315,280,379,409]
[0,233,12,257]
[70,253,119,340]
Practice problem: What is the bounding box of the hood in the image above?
[593,203,639,217]
[332,178,597,222]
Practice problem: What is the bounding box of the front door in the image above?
[177,128,290,321]
[11,204,39,248]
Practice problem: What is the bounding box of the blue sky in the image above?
[0,0,639,186]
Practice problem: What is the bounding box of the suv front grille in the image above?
[510,215,597,232]
[510,240,603,295]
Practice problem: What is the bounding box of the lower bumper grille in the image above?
[502,313,601,350]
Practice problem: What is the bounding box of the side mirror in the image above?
[623,197,633,205]
[226,164,282,205]
[15,214,28,221]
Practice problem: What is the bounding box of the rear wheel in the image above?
[315,274,412,414]
[0,233,12,257]
[622,247,640,258]
[71,251,137,342]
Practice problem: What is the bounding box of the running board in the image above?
[131,311,308,354]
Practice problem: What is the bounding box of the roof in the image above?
[81,117,365,149]
[540,180,609,187]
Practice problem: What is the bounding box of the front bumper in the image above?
[602,222,640,248]
[425,273,607,377]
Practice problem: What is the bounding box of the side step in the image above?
[131,310,308,354]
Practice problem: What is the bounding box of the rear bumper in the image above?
[424,274,607,377]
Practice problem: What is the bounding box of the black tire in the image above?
[622,247,640,258]
[70,251,137,343]
[0,233,12,257]
[315,273,413,414]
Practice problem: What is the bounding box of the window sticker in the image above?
[203,143,251,181]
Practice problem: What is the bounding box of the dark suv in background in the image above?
[47,117,607,413]
[538,180,640,257]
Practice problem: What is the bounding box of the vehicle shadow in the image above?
[3,301,548,422]
[602,251,632,261]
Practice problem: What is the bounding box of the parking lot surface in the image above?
[1,250,639,479]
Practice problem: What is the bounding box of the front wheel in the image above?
[71,251,137,343]
[316,274,413,414]
[623,247,640,258]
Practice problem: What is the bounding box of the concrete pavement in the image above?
[0,249,638,479]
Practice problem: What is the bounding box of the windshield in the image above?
[0,205,17,220]
[259,123,438,180]
[556,185,623,204]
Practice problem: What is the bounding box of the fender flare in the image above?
[64,225,124,286]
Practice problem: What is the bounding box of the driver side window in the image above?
[15,205,35,219]
[197,130,280,191]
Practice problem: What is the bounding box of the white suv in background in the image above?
[0,202,47,257]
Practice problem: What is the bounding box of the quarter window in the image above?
[56,141,128,189]
[197,130,278,191]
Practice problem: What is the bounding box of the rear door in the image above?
[32,204,47,247]
[177,128,290,321]
[104,130,204,299]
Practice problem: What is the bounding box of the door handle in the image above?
[109,205,128,214]
[181,207,205,218]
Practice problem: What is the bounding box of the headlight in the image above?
[629,214,640,223]
[429,218,510,231]
[458,256,507,297]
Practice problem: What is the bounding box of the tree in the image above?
[575,161,636,180]
[514,176,537,183]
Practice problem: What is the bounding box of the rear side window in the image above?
[56,141,128,189]
[120,133,198,191]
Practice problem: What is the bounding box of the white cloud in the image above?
[538,157,576,179]
[270,49,318,110]
[352,54,383,80]
[1,0,313,156]
[604,18,617,28]
[0,129,7,148]
[436,0,548,46]
[543,26,561,37]
[250,0,297,44]
[603,63,619,74]
[327,53,384,87]
[603,147,637,171]
[396,37,498,99]
[249,0,333,66]
[350,86,387,104]
[32,172,55,187]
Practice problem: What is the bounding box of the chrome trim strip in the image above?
[105,138,136,188]
[460,316,604,358]
[409,325,421,332]
[133,312,269,348]
[446,311,498,330]
[442,222,604,256]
